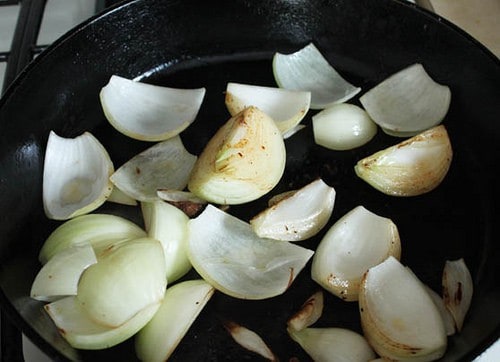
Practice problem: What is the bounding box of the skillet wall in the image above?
[0,0,499,360]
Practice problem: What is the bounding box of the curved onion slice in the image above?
[110,135,197,202]
[38,213,146,264]
[43,131,114,220]
[187,205,314,299]
[359,257,447,361]
[287,290,324,332]
[312,103,377,150]
[31,243,97,302]
[311,206,401,301]
[188,106,286,205]
[141,200,191,283]
[354,125,453,197]
[224,321,277,361]
[135,279,214,362]
[45,296,160,350]
[424,285,456,336]
[77,238,166,328]
[288,327,376,362]
[359,63,451,137]
[100,75,205,141]
[442,258,473,332]
[250,178,336,241]
[225,82,311,135]
[272,43,361,109]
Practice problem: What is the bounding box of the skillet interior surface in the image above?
[0,0,499,360]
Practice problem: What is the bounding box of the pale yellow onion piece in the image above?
[107,186,138,206]
[140,200,192,283]
[100,75,205,141]
[354,125,453,197]
[77,237,166,328]
[223,321,278,361]
[45,296,160,350]
[188,106,286,205]
[359,256,447,361]
[424,285,456,336]
[250,178,336,242]
[38,213,146,264]
[31,243,97,302]
[288,327,376,362]
[225,82,311,135]
[110,135,197,202]
[287,290,324,332]
[312,103,377,151]
[359,63,451,137]
[272,42,361,109]
[187,205,314,299]
[135,279,214,362]
[442,258,473,332]
[43,131,114,220]
[311,205,401,301]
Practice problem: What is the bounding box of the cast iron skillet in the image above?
[0,0,499,360]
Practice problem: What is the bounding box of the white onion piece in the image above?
[187,205,314,299]
[442,258,473,332]
[311,205,401,301]
[156,189,207,204]
[250,178,336,241]
[107,186,137,206]
[359,63,451,137]
[45,296,160,350]
[288,327,376,362]
[225,82,311,135]
[110,135,197,202]
[224,321,277,361]
[424,285,456,336]
[43,131,114,220]
[359,256,447,361]
[38,213,146,264]
[312,103,377,150]
[354,125,453,197]
[100,75,205,141]
[140,200,191,283]
[272,43,361,109]
[31,243,97,302]
[188,106,286,205]
[287,290,324,332]
[282,124,306,139]
[135,279,214,362]
[77,238,166,328]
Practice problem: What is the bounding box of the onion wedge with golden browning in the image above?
[359,256,447,361]
[287,290,324,332]
[442,258,473,332]
[354,125,453,197]
[311,205,401,301]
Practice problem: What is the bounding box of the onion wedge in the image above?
[272,43,361,109]
[288,327,376,362]
[287,290,324,332]
[225,82,311,135]
[43,131,114,220]
[359,63,451,137]
[250,178,336,242]
[224,321,278,361]
[442,258,473,332]
[110,135,197,202]
[31,243,97,302]
[135,279,214,362]
[311,205,401,301]
[38,213,146,264]
[354,125,453,197]
[100,75,205,141]
[187,205,314,299]
[359,256,447,361]
[45,296,160,350]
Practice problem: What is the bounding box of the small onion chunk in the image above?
[354,125,453,197]
[100,75,205,141]
[311,205,401,301]
[359,63,451,137]
[224,321,278,361]
[442,258,473,332]
[43,131,114,220]
[287,290,324,332]
[273,43,361,109]
[312,103,377,150]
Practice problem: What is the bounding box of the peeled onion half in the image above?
[43,131,114,220]
[311,205,401,301]
[100,75,205,141]
[359,63,451,137]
